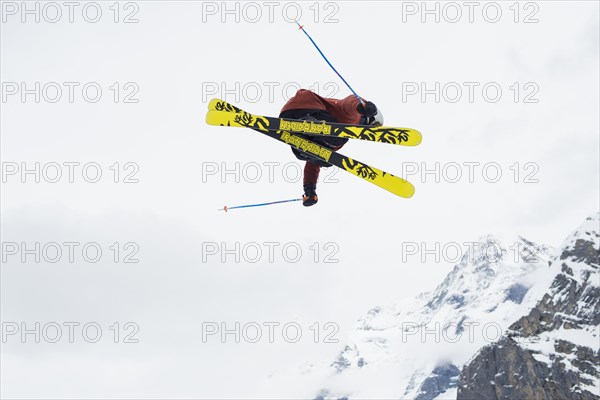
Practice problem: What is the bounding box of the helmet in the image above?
[358,101,384,126]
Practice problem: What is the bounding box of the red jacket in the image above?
[280,89,363,125]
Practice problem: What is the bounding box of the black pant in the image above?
[279,109,348,166]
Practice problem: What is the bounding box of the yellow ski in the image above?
[204,100,416,198]
[207,98,421,146]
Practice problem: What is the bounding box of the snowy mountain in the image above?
[458,214,600,400]
[310,234,557,399]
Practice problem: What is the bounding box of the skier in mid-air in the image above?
[207,24,420,211]
[280,89,384,207]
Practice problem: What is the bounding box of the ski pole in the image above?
[218,198,302,212]
[295,21,365,105]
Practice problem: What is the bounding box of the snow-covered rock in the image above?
[312,234,557,399]
[458,213,600,400]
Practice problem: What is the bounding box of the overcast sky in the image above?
[1,1,599,398]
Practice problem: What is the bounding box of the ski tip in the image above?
[389,177,416,199]
[413,131,423,146]
[207,98,220,111]
[401,130,422,146]
[394,185,415,199]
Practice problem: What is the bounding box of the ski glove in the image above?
[357,101,378,117]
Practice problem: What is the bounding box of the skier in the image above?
[279,89,384,207]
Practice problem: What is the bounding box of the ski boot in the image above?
[302,184,318,207]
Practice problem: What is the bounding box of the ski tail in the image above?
[206,109,272,130]
[208,98,243,113]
